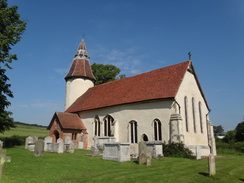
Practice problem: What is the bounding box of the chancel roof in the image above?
[47,112,86,130]
[66,61,191,113]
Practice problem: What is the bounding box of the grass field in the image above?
[0,124,49,138]
[2,146,244,183]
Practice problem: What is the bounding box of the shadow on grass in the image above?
[199,172,209,176]
[239,179,244,182]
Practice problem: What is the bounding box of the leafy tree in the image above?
[213,125,224,136]
[235,121,244,142]
[91,63,125,85]
[0,0,26,133]
[223,130,236,143]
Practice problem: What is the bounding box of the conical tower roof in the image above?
[65,39,96,81]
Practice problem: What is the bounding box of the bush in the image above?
[163,142,195,159]
[216,141,244,154]
[0,135,26,148]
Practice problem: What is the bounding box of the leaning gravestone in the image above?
[44,136,52,152]
[208,154,216,176]
[138,141,151,166]
[34,139,44,156]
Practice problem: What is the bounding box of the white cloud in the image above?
[91,44,147,76]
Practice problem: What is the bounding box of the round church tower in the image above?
[64,39,96,110]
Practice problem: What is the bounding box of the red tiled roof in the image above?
[65,59,96,81]
[66,61,191,113]
[47,112,86,130]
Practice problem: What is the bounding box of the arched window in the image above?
[104,115,114,137]
[94,116,101,136]
[154,119,162,141]
[129,121,138,143]
[142,134,149,141]
[184,96,189,132]
[199,102,203,133]
[192,97,196,133]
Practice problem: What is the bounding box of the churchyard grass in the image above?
[0,124,48,138]
[2,146,244,183]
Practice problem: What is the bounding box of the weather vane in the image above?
[188,52,192,60]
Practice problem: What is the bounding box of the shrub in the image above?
[0,135,26,148]
[163,142,195,159]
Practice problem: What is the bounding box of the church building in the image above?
[47,40,216,156]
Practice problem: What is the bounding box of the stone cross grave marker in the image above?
[34,139,44,156]
[208,154,216,176]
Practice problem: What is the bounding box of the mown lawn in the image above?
[2,146,244,183]
[0,124,49,138]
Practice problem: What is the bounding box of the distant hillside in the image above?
[0,122,49,138]
[14,121,48,128]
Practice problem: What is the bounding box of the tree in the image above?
[223,130,236,143]
[213,125,224,136]
[0,0,26,133]
[235,121,244,142]
[91,63,125,85]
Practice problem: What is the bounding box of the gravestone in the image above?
[130,143,139,158]
[146,152,152,166]
[139,141,151,165]
[44,136,52,152]
[0,141,3,148]
[102,143,131,162]
[34,139,44,156]
[146,141,163,158]
[0,143,11,181]
[64,136,71,144]
[91,136,100,156]
[57,138,64,153]
[25,136,38,151]
[196,146,201,160]
[78,142,84,149]
[208,154,216,176]
[64,141,74,153]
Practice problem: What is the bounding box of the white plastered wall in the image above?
[65,78,94,110]
[78,100,174,149]
[175,69,211,154]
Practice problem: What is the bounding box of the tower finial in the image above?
[74,39,90,60]
[188,52,192,60]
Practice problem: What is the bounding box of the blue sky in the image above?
[6,0,244,131]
